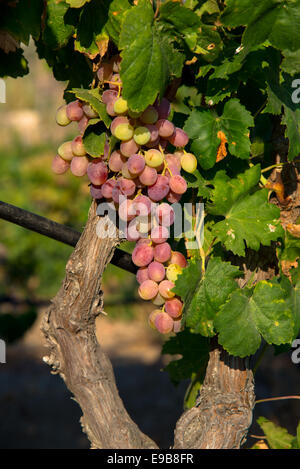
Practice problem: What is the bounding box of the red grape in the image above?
[87,160,108,185]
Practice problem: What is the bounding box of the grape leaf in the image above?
[66,0,91,8]
[83,125,107,158]
[257,417,295,449]
[119,0,184,111]
[70,88,111,128]
[162,328,209,385]
[0,0,43,44]
[105,0,131,47]
[206,165,284,256]
[43,0,75,49]
[174,258,241,336]
[215,280,295,357]
[280,275,300,339]
[221,0,300,53]
[184,99,254,169]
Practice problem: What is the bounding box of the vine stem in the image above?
[255,396,300,405]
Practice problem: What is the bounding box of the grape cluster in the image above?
[52,55,198,334]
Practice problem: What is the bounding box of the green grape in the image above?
[114,123,134,141]
[113,97,129,114]
[181,152,197,173]
[133,126,151,145]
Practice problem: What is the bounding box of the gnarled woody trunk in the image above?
[41,201,255,449]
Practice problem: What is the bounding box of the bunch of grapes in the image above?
[52,55,198,334]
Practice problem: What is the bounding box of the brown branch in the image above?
[41,201,157,449]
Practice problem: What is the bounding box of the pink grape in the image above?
[111,186,122,204]
[148,309,162,329]
[168,128,189,147]
[70,156,89,177]
[165,154,181,170]
[121,162,136,179]
[173,318,182,333]
[102,89,118,104]
[58,141,74,161]
[156,119,175,138]
[97,62,113,82]
[169,251,187,268]
[136,267,149,285]
[139,166,158,186]
[103,140,110,160]
[90,184,103,199]
[55,105,71,126]
[108,150,126,172]
[151,225,169,243]
[156,97,171,119]
[165,164,181,180]
[138,280,159,300]
[154,242,172,263]
[158,280,175,299]
[111,116,129,136]
[169,175,187,194]
[87,160,108,185]
[156,203,174,226]
[77,115,89,134]
[133,195,152,216]
[106,99,118,116]
[52,155,70,174]
[82,104,98,118]
[166,191,182,203]
[165,298,183,318]
[71,135,86,156]
[127,154,145,175]
[126,220,141,241]
[118,177,136,196]
[109,73,121,90]
[154,312,174,334]
[145,124,159,143]
[132,244,154,267]
[148,262,165,282]
[148,175,169,202]
[120,139,139,157]
[66,100,83,121]
[102,178,117,198]
[118,199,135,221]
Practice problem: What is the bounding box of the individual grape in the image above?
[77,115,89,134]
[87,159,108,185]
[51,155,70,174]
[102,89,118,104]
[114,122,134,141]
[165,153,181,171]
[118,199,136,221]
[118,177,136,196]
[133,194,152,216]
[156,203,174,227]
[145,124,159,143]
[66,100,84,121]
[132,244,154,267]
[156,119,175,138]
[109,73,121,90]
[138,280,159,300]
[106,98,118,117]
[120,138,139,157]
[133,126,151,145]
[181,152,197,173]
[71,136,86,156]
[154,312,174,334]
[166,191,182,203]
[158,280,175,299]
[101,178,117,198]
[70,156,89,177]
[140,106,158,125]
[136,215,152,235]
[166,263,182,282]
[121,162,136,179]
[152,293,165,306]
[154,242,172,263]
[90,184,103,199]
[139,166,158,186]
[148,309,162,329]
[55,105,71,126]
[151,225,169,244]
[108,150,126,172]
[126,220,141,241]
[97,62,113,82]
[169,175,187,195]
[148,261,165,282]
[114,97,128,114]
[82,103,98,118]
[173,318,182,333]
[144,149,164,168]
[111,116,129,136]
[169,251,187,269]
[136,267,149,285]
[156,97,171,120]
[165,298,183,318]
[168,128,189,147]
[58,141,74,161]
[127,154,145,175]
[148,175,169,202]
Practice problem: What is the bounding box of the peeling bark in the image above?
[41,201,157,449]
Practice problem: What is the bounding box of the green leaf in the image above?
[184,99,254,169]
[257,417,295,449]
[83,125,107,158]
[66,0,91,8]
[280,275,300,339]
[207,165,284,256]
[105,0,131,46]
[43,0,75,49]
[0,0,43,44]
[162,328,209,385]
[70,88,111,128]
[216,280,295,357]
[184,169,212,198]
[119,0,184,111]
[281,49,300,76]
[174,258,241,336]
[221,0,300,53]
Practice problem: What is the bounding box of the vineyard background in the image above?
[0,42,299,449]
